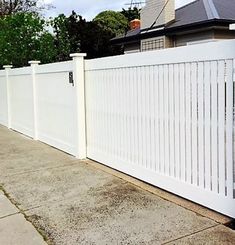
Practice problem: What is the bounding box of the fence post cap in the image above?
[3,65,13,69]
[28,61,41,65]
[70,53,87,58]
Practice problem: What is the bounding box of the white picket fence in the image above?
[0,40,235,218]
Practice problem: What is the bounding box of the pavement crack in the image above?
[0,185,49,244]
[2,161,78,178]
[0,212,20,220]
[161,224,220,244]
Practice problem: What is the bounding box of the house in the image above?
[111,0,235,53]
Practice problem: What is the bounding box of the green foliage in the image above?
[121,7,141,23]
[0,8,131,67]
[0,12,56,67]
[52,14,71,61]
[93,10,128,36]
[52,11,123,60]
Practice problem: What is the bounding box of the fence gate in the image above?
[85,41,235,218]
[35,61,78,156]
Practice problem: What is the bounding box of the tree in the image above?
[52,14,71,61]
[0,12,56,67]
[121,7,140,23]
[0,0,52,16]
[93,10,128,36]
[52,11,123,60]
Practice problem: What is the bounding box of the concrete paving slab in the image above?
[2,162,115,210]
[0,126,77,178]
[167,225,235,244]
[0,213,46,245]
[0,192,19,218]
[25,179,217,245]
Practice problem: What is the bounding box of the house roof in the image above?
[112,0,235,44]
[168,0,235,29]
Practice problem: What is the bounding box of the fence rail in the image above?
[0,40,235,218]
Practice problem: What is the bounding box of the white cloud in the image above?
[45,0,195,20]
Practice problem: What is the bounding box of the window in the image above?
[141,37,165,52]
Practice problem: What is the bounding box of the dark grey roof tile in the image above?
[213,0,235,20]
[168,0,208,28]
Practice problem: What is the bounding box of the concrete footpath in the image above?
[0,125,235,244]
[0,190,46,245]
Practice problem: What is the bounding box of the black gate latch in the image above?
[69,72,74,86]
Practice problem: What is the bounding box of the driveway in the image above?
[0,125,235,244]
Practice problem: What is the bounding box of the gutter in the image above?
[111,19,235,45]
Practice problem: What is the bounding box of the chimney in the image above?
[140,0,175,30]
[130,19,141,30]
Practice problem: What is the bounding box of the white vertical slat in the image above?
[174,64,180,179]
[110,70,117,159]
[105,70,109,155]
[120,68,125,160]
[140,66,145,167]
[150,66,155,171]
[204,62,212,191]
[129,67,135,164]
[109,69,114,157]
[169,64,175,177]
[211,61,219,193]
[137,66,144,167]
[122,68,127,160]
[145,66,151,169]
[154,66,160,172]
[127,67,132,163]
[185,63,192,184]
[159,65,165,173]
[218,60,226,196]
[125,68,131,163]
[179,63,186,181]
[225,59,234,198]
[133,67,138,164]
[198,62,205,188]
[116,69,121,159]
[103,70,107,154]
[93,71,96,152]
[191,62,198,186]
[164,65,170,175]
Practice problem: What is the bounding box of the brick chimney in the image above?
[140,0,175,30]
[130,19,141,30]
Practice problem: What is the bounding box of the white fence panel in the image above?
[0,71,8,126]
[85,40,235,218]
[35,61,78,156]
[9,67,34,137]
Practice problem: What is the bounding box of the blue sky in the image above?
[44,0,195,20]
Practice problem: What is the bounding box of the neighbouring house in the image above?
[111,0,235,53]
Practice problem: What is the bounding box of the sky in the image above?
[44,0,195,20]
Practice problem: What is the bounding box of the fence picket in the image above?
[211,61,219,193]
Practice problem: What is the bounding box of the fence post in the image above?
[3,65,13,129]
[29,61,40,140]
[70,53,87,159]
